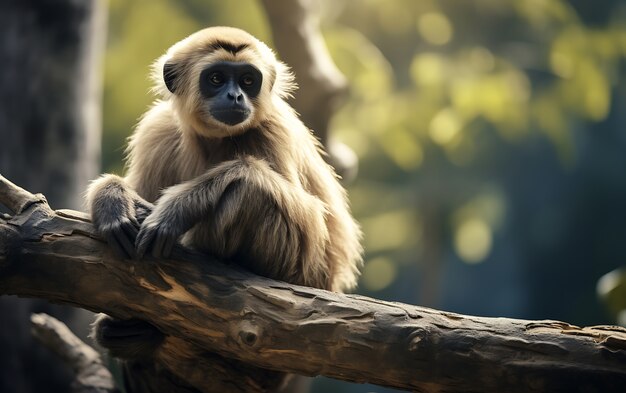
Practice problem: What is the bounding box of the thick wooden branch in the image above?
[1,173,626,393]
[30,313,118,393]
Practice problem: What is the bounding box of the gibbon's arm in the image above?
[86,174,154,259]
[136,156,330,287]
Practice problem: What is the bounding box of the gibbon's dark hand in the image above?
[100,199,153,259]
[134,199,155,225]
[135,209,187,259]
[97,214,140,260]
[87,175,155,260]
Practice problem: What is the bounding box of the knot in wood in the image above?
[235,320,262,348]
[241,330,257,346]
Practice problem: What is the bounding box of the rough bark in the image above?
[0,1,106,392]
[1,174,625,393]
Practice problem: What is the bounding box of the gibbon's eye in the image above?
[240,74,255,87]
[209,72,224,85]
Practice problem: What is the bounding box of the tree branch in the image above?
[30,313,118,393]
[0,174,47,214]
[1,173,626,392]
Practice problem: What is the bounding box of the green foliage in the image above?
[102,1,626,313]
[322,0,626,294]
[597,268,626,325]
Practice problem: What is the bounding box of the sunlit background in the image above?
[102,1,626,392]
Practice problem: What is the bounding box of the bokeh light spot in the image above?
[454,218,493,264]
[417,12,453,46]
[410,53,446,86]
[361,257,397,291]
[429,108,462,145]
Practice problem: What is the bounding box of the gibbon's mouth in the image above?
[211,108,250,126]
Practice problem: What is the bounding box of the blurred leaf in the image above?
[417,12,454,46]
[377,127,424,170]
[597,268,626,317]
[361,209,420,253]
[454,217,493,264]
[325,26,394,102]
[361,257,398,291]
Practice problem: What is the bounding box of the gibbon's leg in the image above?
[86,174,154,259]
[135,156,329,287]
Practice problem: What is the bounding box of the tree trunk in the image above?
[0,1,105,392]
[261,0,358,182]
[1,175,625,393]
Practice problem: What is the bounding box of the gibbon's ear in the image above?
[163,61,179,94]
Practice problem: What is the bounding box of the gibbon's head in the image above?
[152,27,295,138]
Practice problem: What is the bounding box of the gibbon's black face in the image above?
[199,61,263,126]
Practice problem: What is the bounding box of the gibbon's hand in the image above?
[135,203,189,259]
[98,216,139,259]
[87,175,155,260]
[92,199,139,259]
[134,198,155,225]
[100,199,153,259]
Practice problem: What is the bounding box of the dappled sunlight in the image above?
[378,127,424,170]
[451,191,505,264]
[410,53,447,86]
[376,2,414,36]
[514,0,578,26]
[325,26,394,102]
[454,190,507,230]
[361,256,398,291]
[454,217,493,264]
[417,12,453,46]
[428,108,463,145]
[360,210,421,254]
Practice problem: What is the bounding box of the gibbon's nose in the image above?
[227,91,244,103]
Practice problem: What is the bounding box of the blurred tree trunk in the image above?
[0,0,106,392]
[260,0,358,183]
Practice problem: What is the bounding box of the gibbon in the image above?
[86,26,362,390]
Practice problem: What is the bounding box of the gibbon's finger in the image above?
[121,219,139,242]
[105,232,132,260]
[162,235,175,259]
[135,202,155,225]
[151,229,174,259]
[135,227,156,259]
[135,231,148,258]
[135,199,155,212]
[151,230,165,259]
[153,232,174,259]
[128,214,140,228]
[114,227,136,260]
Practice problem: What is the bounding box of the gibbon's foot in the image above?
[94,315,165,360]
